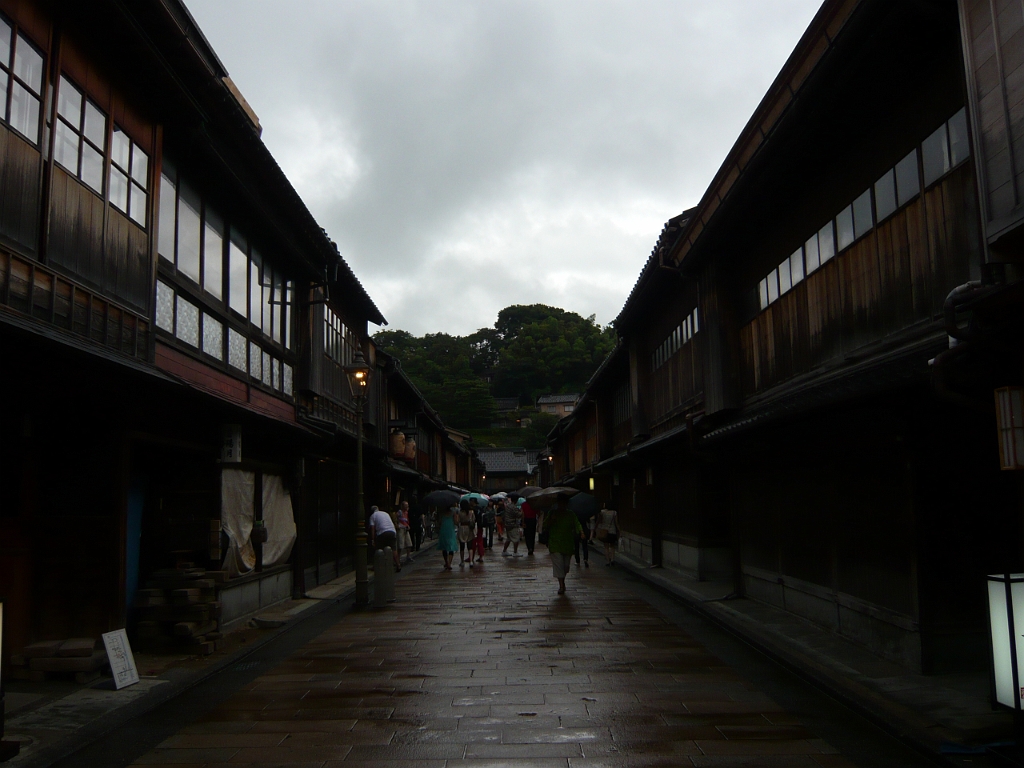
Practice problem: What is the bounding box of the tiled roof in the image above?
[537,393,579,405]
[475,448,530,474]
[613,208,695,330]
[494,397,521,411]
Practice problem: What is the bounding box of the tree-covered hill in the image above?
[374,304,615,436]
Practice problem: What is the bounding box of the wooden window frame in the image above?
[109,124,149,227]
[0,18,45,146]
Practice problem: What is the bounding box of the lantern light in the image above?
[995,387,1024,470]
[344,346,372,398]
[987,574,1024,710]
[588,477,595,491]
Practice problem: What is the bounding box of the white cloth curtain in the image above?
[221,469,297,577]
[262,473,297,567]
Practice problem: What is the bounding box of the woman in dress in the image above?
[437,503,458,571]
[596,502,619,566]
[502,498,523,556]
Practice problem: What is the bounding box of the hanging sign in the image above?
[221,424,242,463]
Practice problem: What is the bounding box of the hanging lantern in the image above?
[988,573,1024,709]
[994,387,1024,470]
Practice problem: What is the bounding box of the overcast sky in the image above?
[184,0,822,336]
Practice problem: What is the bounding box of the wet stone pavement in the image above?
[130,547,856,768]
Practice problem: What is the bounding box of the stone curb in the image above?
[613,555,967,768]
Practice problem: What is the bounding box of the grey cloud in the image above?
[185,0,822,334]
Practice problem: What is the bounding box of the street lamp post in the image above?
[345,347,372,607]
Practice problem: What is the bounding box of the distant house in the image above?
[537,393,579,416]
[494,397,521,415]
[476,447,536,493]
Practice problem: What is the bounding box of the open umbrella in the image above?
[422,489,460,509]
[461,492,490,505]
[568,492,599,520]
[516,486,543,498]
[528,486,580,508]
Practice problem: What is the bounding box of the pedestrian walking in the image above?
[495,499,505,541]
[574,505,596,568]
[470,499,485,564]
[502,498,523,556]
[368,505,401,572]
[482,502,496,549]
[595,502,620,566]
[522,497,539,555]
[457,500,476,567]
[396,501,414,564]
[437,503,457,571]
[409,496,424,552]
[545,493,582,594]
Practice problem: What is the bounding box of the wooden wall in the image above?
[648,334,703,428]
[740,162,980,395]
[0,125,40,255]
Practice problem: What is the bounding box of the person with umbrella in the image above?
[545,493,583,594]
[522,497,539,556]
[437,502,458,571]
[422,489,461,570]
[482,500,496,550]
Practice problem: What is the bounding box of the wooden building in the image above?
[372,355,484,510]
[476,448,537,494]
[0,0,458,661]
[548,0,1024,675]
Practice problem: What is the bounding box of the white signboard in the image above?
[102,629,139,690]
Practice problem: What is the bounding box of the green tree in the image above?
[491,306,616,403]
[374,331,496,429]
[373,303,615,430]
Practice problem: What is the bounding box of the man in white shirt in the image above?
[368,506,401,571]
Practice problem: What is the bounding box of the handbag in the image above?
[595,526,609,542]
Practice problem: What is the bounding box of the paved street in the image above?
[122,549,880,767]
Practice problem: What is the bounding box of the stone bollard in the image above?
[373,548,387,608]
[383,547,397,602]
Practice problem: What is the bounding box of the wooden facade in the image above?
[370,354,485,515]
[0,0,464,661]
[547,0,1024,675]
